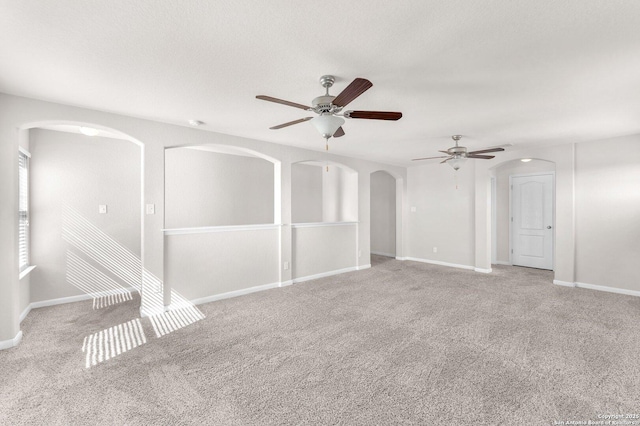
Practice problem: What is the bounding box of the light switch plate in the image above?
[99,205,107,214]
[411,206,417,213]
[146,204,155,215]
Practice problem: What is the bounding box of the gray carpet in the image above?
[2,256,639,425]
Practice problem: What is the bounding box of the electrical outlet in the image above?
[358,250,362,257]
[99,205,107,214]
[146,204,155,215]
[283,261,289,270]
[433,247,438,253]
[411,206,417,213]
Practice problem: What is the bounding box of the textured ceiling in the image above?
[2,0,640,165]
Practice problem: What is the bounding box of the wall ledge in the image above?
[291,222,358,228]
[163,223,282,235]
[19,265,37,280]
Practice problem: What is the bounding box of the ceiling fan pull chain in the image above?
[326,138,330,172]
[454,171,458,190]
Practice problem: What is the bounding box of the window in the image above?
[18,148,30,272]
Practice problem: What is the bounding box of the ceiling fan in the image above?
[412,135,505,170]
[256,75,402,143]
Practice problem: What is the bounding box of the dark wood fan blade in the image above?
[412,155,451,161]
[467,147,505,155]
[256,95,311,111]
[333,126,345,138]
[347,111,402,120]
[269,117,313,129]
[332,78,373,107]
[466,154,495,159]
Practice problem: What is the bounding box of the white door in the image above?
[511,173,554,270]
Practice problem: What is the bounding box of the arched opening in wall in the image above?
[20,122,144,310]
[291,161,358,223]
[370,170,397,260]
[164,145,279,228]
[491,158,556,270]
[290,161,359,281]
[162,145,283,304]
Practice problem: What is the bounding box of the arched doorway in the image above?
[18,121,145,310]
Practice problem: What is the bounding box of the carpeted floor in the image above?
[2,256,640,425]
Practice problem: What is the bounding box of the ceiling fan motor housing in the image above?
[312,95,340,114]
[448,146,467,156]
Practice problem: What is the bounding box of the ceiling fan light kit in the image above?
[256,75,402,141]
[447,156,467,171]
[310,114,345,139]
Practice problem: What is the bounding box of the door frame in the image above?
[509,171,556,269]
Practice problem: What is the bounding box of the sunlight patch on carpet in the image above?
[82,318,146,368]
[149,305,205,338]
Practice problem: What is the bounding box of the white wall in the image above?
[29,129,141,303]
[165,229,280,301]
[407,162,476,267]
[292,162,358,223]
[291,163,322,223]
[370,171,396,257]
[575,135,640,291]
[494,160,556,264]
[322,165,358,222]
[0,92,406,345]
[292,224,357,279]
[165,148,274,228]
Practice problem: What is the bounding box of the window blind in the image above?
[18,150,29,272]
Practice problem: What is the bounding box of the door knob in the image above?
[546,226,552,229]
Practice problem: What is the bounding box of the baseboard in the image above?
[23,287,138,322]
[404,257,474,271]
[279,280,293,287]
[19,304,32,324]
[357,264,371,270]
[553,280,576,287]
[30,292,96,310]
[293,266,359,284]
[371,251,395,258]
[474,267,492,274]
[0,331,23,351]
[493,261,512,266]
[395,256,407,261]
[575,281,640,297]
[190,281,281,306]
